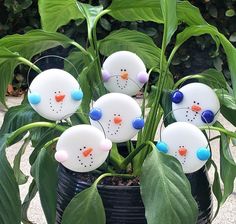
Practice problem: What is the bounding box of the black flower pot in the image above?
[56,163,212,224]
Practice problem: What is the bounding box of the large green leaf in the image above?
[176,1,207,26]
[77,2,103,34]
[99,28,162,69]
[61,184,105,224]
[160,0,177,45]
[0,134,21,224]
[210,160,222,219]
[0,102,43,143]
[13,137,30,185]
[21,180,38,224]
[215,122,236,203]
[39,0,84,32]
[107,0,163,23]
[0,30,77,105]
[140,149,198,224]
[173,25,236,97]
[31,148,58,224]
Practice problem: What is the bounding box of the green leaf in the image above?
[107,0,163,23]
[21,180,38,224]
[31,148,58,224]
[215,122,236,203]
[38,0,84,31]
[0,134,21,224]
[77,2,103,33]
[0,30,77,105]
[175,69,227,90]
[210,160,222,220]
[13,137,30,185]
[99,28,162,69]
[215,89,236,126]
[140,149,198,224]
[61,184,105,224]
[173,25,236,97]
[0,102,42,143]
[160,0,177,45]
[176,1,207,25]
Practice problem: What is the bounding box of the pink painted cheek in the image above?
[55,150,68,163]
[100,139,112,151]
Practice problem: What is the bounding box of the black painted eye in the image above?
[54,92,57,94]
[80,149,82,151]
[197,102,200,105]
[83,146,86,149]
[121,69,123,71]
[124,69,126,71]
[193,101,196,103]
[114,113,116,116]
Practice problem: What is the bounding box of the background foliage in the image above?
[1,0,236,90]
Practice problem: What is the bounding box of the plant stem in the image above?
[70,41,92,59]
[200,126,236,138]
[7,122,66,146]
[43,137,59,149]
[17,57,41,73]
[93,173,134,186]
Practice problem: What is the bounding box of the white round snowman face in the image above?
[156,122,210,173]
[102,51,149,96]
[89,93,144,143]
[28,69,83,121]
[55,125,112,173]
[171,83,220,126]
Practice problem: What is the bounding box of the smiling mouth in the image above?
[115,76,128,90]
[49,98,63,114]
[185,108,198,122]
[174,151,187,165]
[77,154,93,168]
[107,119,121,136]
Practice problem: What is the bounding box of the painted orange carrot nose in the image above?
[120,71,129,80]
[55,94,65,102]
[191,105,202,112]
[178,147,187,156]
[114,116,122,124]
[83,147,93,157]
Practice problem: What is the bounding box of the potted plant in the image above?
[0,0,236,224]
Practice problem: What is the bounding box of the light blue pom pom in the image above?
[156,141,168,153]
[71,89,83,101]
[28,93,41,105]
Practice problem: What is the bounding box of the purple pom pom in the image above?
[102,70,111,82]
[137,72,149,84]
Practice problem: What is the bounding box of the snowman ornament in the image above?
[156,122,211,173]
[28,69,83,121]
[102,51,149,96]
[55,125,112,172]
[89,93,144,143]
[171,83,220,126]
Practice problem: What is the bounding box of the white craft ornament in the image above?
[55,125,112,172]
[28,69,83,121]
[102,51,149,96]
[89,93,144,143]
[156,122,210,173]
[171,83,220,126]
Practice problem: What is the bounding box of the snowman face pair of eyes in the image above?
[28,89,83,105]
[171,90,215,124]
[89,108,144,130]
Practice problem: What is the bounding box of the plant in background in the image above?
[0,0,236,224]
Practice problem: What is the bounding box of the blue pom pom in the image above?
[28,93,41,105]
[132,118,144,129]
[156,141,168,153]
[197,147,210,161]
[71,89,83,101]
[201,110,214,124]
[171,90,184,104]
[89,108,102,121]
